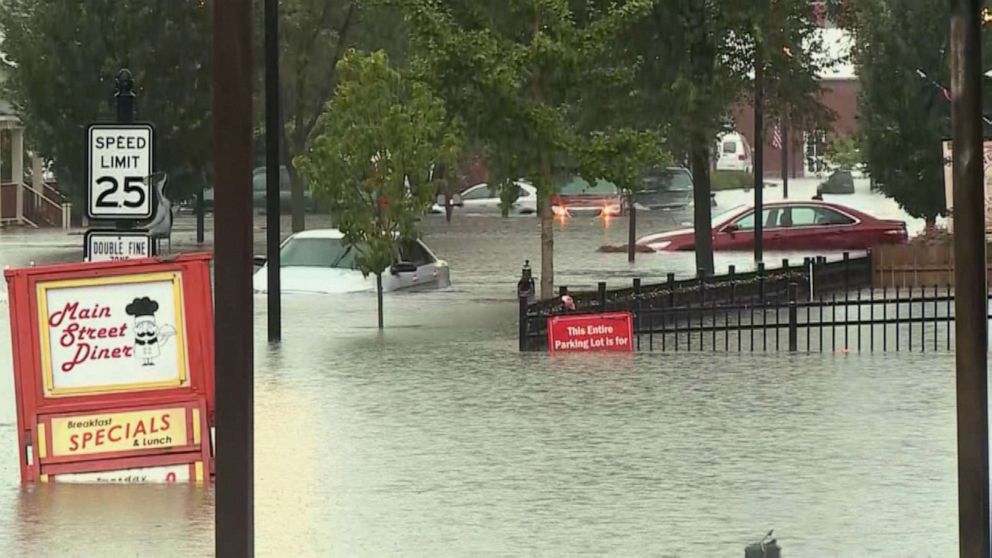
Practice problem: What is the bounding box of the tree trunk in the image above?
[925,215,938,235]
[444,192,454,222]
[691,141,715,275]
[539,155,554,300]
[376,272,384,329]
[627,192,636,263]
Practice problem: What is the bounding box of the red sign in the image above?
[547,312,634,353]
[4,253,215,482]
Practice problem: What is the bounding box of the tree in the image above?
[295,51,459,328]
[272,0,407,232]
[0,0,212,215]
[844,0,991,227]
[404,0,653,299]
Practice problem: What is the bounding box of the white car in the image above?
[253,229,451,294]
[431,181,537,215]
[715,131,753,174]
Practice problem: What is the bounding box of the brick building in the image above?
[731,24,858,178]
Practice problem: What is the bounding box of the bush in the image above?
[711,170,754,191]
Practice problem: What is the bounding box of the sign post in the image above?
[84,69,157,262]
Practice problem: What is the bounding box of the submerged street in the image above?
[0,181,963,555]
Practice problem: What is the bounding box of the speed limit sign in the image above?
[87,124,154,220]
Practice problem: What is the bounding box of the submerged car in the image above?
[818,169,856,195]
[636,200,908,252]
[431,181,537,215]
[635,167,717,210]
[551,177,624,217]
[253,229,451,294]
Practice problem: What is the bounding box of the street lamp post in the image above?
[265,0,282,341]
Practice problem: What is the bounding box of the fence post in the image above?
[667,272,676,307]
[729,265,736,303]
[518,295,529,352]
[788,282,799,352]
[597,281,607,309]
[698,268,706,305]
[803,257,813,301]
[866,248,875,289]
[843,251,851,292]
[758,262,766,303]
[633,278,642,349]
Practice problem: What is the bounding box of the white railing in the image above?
[20,183,71,229]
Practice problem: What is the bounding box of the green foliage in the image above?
[576,128,667,194]
[295,51,460,278]
[711,170,754,191]
[845,0,980,222]
[825,136,862,171]
[0,0,211,207]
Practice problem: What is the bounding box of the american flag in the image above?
[772,122,783,150]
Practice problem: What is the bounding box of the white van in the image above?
[715,132,753,174]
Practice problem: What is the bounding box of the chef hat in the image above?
[126,297,160,318]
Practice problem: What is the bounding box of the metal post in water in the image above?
[753,48,765,264]
[597,281,607,309]
[213,0,255,555]
[518,295,528,352]
[788,282,798,352]
[265,0,282,342]
[949,0,990,554]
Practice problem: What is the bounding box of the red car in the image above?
[636,201,908,251]
[551,177,624,218]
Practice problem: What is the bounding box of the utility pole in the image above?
[949,1,989,556]
[265,0,282,341]
[753,48,765,263]
[213,0,255,555]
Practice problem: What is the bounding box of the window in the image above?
[814,207,855,225]
[769,206,856,228]
[461,185,495,200]
[281,238,357,269]
[722,141,737,154]
[517,186,531,198]
[398,240,434,266]
[559,177,618,195]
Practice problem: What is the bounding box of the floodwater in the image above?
[0,180,965,556]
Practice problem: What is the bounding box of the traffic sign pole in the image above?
[115,69,136,232]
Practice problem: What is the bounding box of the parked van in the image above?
[715,132,752,174]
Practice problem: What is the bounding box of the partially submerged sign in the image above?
[84,230,153,262]
[87,124,154,220]
[547,312,634,353]
[4,254,214,482]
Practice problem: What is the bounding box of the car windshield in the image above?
[712,205,746,226]
[559,177,618,195]
[280,237,359,269]
[642,170,692,192]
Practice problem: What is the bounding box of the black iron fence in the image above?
[521,253,874,351]
[632,283,972,353]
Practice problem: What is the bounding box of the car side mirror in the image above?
[723,223,739,234]
[452,194,463,207]
[391,261,418,275]
[253,255,267,266]
[436,194,446,205]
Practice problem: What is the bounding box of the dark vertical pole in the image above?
[949,1,990,554]
[114,69,136,233]
[213,0,254,556]
[782,120,789,199]
[753,49,764,264]
[265,0,282,342]
[633,278,641,350]
[627,193,636,263]
[518,295,528,352]
[196,184,205,244]
[597,281,607,309]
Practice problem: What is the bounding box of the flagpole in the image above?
[782,120,789,199]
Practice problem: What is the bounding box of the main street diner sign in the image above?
[547,312,635,353]
[4,253,215,482]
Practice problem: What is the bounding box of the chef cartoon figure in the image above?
[125,297,176,366]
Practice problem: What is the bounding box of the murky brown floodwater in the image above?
[0,182,966,556]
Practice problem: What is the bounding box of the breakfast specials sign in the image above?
[49,407,188,457]
[36,272,188,397]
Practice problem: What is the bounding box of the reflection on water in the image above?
[0,185,962,556]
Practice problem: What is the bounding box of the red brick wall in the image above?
[731,78,859,177]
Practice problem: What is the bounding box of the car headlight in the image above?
[602,204,621,216]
